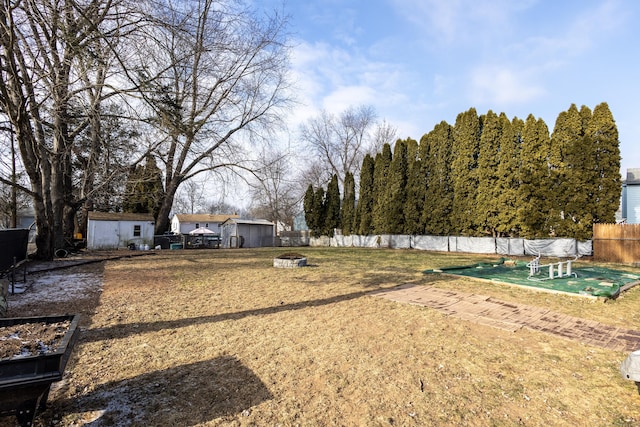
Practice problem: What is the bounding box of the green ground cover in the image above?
[424,258,640,298]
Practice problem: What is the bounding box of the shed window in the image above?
[133,225,141,237]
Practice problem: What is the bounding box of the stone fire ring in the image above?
[273,254,307,268]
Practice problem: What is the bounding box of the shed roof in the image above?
[88,212,154,222]
[221,218,274,226]
[173,213,239,223]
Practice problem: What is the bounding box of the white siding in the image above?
[173,219,224,235]
[171,216,180,234]
[88,219,155,250]
[628,185,640,224]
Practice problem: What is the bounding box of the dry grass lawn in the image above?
[4,247,640,426]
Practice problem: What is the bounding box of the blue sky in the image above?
[262,0,639,176]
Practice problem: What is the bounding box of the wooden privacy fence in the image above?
[593,224,640,263]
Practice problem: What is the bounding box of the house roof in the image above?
[221,218,274,226]
[88,212,155,222]
[627,168,640,185]
[173,213,239,223]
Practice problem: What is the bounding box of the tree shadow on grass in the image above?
[53,356,272,426]
[82,290,372,344]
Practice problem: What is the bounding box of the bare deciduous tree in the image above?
[246,147,301,230]
[174,180,207,215]
[0,0,291,257]
[137,0,292,233]
[299,105,395,189]
[0,0,144,259]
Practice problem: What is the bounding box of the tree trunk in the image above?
[33,199,54,260]
[154,181,179,234]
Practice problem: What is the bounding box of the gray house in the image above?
[220,218,275,248]
[87,212,155,250]
[622,168,640,224]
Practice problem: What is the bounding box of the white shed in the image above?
[220,218,275,248]
[87,212,155,250]
[170,213,239,235]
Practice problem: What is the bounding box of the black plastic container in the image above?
[0,315,79,426]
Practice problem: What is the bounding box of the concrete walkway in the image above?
[373,284,640,353]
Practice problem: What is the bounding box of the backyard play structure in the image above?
[424,254,640,299]
[527,253,578,281]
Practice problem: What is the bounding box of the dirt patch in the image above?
[0,320,71,359]
[0,248,639,426]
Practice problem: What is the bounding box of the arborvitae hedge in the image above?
[385,139,408,234]
[303,184,315,232]
[356,154,375,235]
[324,174,341,237]
[302,103,621,240]
[494,115,523,236]
[341,172,356,235]
[451,108,481,235]
[311,187,325,238]
[422,121,454,235]
[372,144,392,234]
[518,114,552,238]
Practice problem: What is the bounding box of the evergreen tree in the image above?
[356,154,375,235]
[341,172,356,235]
[405,138,419,164]
[422,121,454,235]
[303,184,316,232]
[494,115,523,236]
[451,108,481,235]
[518,115,552,238]
[385,139,408,233]
[549,104,587,237]
[404,139,424,235]
[123,165,145,213]
[589,102,621,227]
[372,143,392,233]
[122,155,165,220]
[311,187,325,237]
[537,102,619,240]
[476,111,502,236]
[323,174,341,237]
[402,137,423,234]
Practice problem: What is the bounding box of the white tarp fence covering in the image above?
[309,236,331,247]
[390,235,411,249]
[352,235,379,248]
[332,235,353,247]
[577,240,593,257]
[450,236,496,254]
[411,235,449,251]
[496,238,525,256]
[307,235,592,257]
[524,239,576,257]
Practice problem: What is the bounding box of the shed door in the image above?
[89,220,120,250]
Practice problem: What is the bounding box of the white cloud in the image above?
[469,65,545,106]
[390,0,537,46]
[287,39,415,132]
[322,86,378,112]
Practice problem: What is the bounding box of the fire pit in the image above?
[273,253,307,268]
[0,314,79,427]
